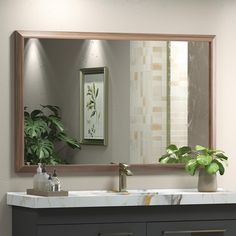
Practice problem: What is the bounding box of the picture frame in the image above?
[80,67,108,145]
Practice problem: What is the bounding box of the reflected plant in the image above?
[159,144,192,164]
[24,105,81,165]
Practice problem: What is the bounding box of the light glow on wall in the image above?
[25,39,42,67]
[24,38,52,109]
[80,40,106,67]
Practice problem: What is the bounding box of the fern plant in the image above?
[24,105,81,165]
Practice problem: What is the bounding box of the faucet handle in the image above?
[119,163,129,169]
[119,163,133,176]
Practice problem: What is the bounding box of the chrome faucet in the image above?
[119,163,133,192]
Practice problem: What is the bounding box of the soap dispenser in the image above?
[33,163,42,190]
[52,169,61,191]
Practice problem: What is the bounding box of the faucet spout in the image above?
[119,163,133,192]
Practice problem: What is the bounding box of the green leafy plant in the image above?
[159,144,228,176]
[159,144,192,164]
[24,105,81,165]
[185,145,228,176]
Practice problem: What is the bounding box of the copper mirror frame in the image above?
[14,30,215,173]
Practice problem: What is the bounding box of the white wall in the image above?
[1,0,236,235]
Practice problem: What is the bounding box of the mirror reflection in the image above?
[23,38,210,165]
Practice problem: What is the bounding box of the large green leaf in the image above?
[48,115,64,132]
[208,149,223,155]
[25,118,48,138]
[197,154,212,166]
[185,159,198,176]
[166,144,178,155]
[213,159,225,175]
[178,146,192,155]
[166,144,178,151]
[206,162,219,175]
[31,139,54,160]
[58,132,81,149]
[159,153,171,163]
[215,152,228,161]
[159,155,178,164]
[195,145,207,151]
[178,155,192,164]
[31,109,44,118]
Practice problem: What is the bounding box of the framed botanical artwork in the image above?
[80,67,108,145]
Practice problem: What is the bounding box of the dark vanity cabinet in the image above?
[37,223,145,236]
[12,204,236,236]
[147,221,235,235]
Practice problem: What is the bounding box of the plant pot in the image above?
[198,168,217,192]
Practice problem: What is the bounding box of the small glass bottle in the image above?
[52,169,61,191]
[40,164,49,191]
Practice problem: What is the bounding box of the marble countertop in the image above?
[7,189,236,209]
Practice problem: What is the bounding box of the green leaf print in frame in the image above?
[80,67,108,145]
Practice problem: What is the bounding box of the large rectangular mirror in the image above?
[15,31,215,172]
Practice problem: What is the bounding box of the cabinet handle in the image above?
[98,233,133,236]
[163,229,226,234]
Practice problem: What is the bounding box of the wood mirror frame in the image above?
[14,30,215,173]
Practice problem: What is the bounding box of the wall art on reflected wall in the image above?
[80,67,108,145]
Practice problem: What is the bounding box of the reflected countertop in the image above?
[7,189,236,209]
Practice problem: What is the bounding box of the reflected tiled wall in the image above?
[130,41,188,164]
[130,41,168,164]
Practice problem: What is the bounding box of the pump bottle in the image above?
[33,163,42,190]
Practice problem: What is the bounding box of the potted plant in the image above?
[24,105,81,165]
[159,144,228,192]
[186,145,228,192]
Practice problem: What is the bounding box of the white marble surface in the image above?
[7,189,236,209]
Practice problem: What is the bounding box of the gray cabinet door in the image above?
[37,223,146,236]
[147,220,236,236]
